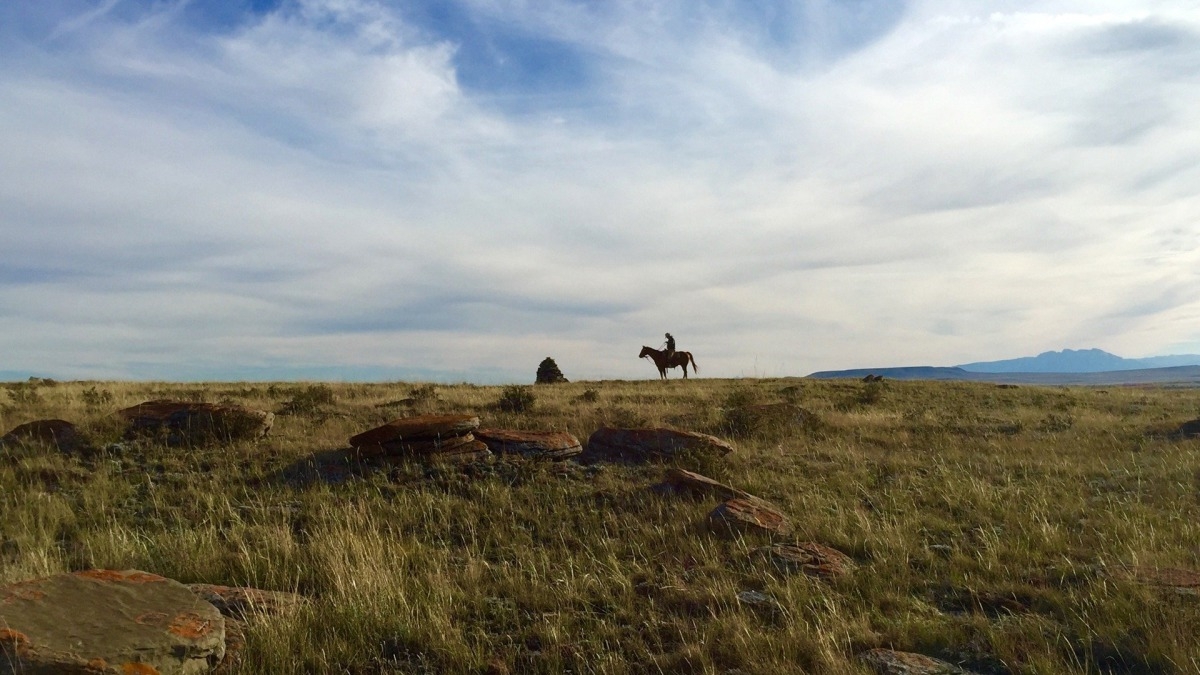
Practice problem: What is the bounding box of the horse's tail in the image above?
[688,353,698,374]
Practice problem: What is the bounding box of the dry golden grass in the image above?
[1,377,1198,674]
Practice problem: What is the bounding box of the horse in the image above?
[639,346,698,380]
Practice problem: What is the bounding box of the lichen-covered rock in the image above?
[349,415,480,450]
[353,432,480,458]
[651,468,750,500]
[1,419,86,454]
[535,357,567,384]
[186,584,305,675]
[1121,565,1200,596]
[707,497,793,538]
[0,569,225,674]
[116,401,273,446]
[474,428,581,460]
[583,427,734,463]
[185,584,305,621]
[754,542,856,580]
[857,648,975,674]
[423,439,492,463]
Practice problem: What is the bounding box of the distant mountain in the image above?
[807,365,1200,386]
[958,348,1200,373]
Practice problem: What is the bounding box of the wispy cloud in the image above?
[1,0,1198,381]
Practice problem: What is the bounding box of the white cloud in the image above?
[1,1,1199,381]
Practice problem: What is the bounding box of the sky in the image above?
[1,1,1199,383]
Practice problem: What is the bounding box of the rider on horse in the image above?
[663,333,676,359]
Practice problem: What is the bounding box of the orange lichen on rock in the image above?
[168,611,216,640]
[2,583,47,604]
[0,627,32,656]
[122,662,163,674]
[76,569,167,584]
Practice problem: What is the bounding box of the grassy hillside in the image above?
[2,377,1198,674]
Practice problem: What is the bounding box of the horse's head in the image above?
[639,346,653,358]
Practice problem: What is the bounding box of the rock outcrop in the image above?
[0,569,225,674]
[754,542,856,580]
[1,419,86,454]
[187,584,306,674]
[1121,565,1200,596]
[651,468,750,500]
[535,357,568,384]
[707,497,793,538]
[349,414,490,463]
[116,401,274,446]
[583,427,734,463]
[474,428,582,460]
[857,648,975,674]
[1174,419,1200,437]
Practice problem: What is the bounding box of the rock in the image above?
[116,400,274,446]
[1121,565,1200,596]
[735,590,783,614]
[651,468,749,500]
[0,569,225,674]
[186,584,305,675]
[185,584,305,621]
[754,542,856,580]
[583,427,734,463]
[1,419,86,454]
[421,439,492,463]
[1174,419,1200,437]
[349,414,480,450]
[474,428,582,460]
[348,415,489,463]
[858,648,975,674]
[535,357,568,384]
[353,432,481,458]
[708,497,793,538]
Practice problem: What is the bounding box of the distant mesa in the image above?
[958,348,1200,374]
[536,357,568,384]
[809,348,1200,386]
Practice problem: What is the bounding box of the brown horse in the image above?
[639,346,698,379]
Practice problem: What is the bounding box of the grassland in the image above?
[1,377,1198,674]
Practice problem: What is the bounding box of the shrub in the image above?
[280,384,337,415]
[497,385,536,413]
[81,386,115,407]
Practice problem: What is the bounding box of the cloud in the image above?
[1,0,1199,381]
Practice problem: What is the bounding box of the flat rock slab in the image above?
[426,439,492,463]
[116,401,273,445]
[353,432,481,458]
[652,468,750,500]
[474,429,581,460]
[755,542,856,580]
[583,427,734,463]
[186,584,305,621]
[1,420,86,454]
[349,415,480,449]
[1122,565,1200,596]
[858,649,975,674]
[708,497,793,538]
[1174,419,1200,437]
[1,569,225,675]
[187,584,304,675]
